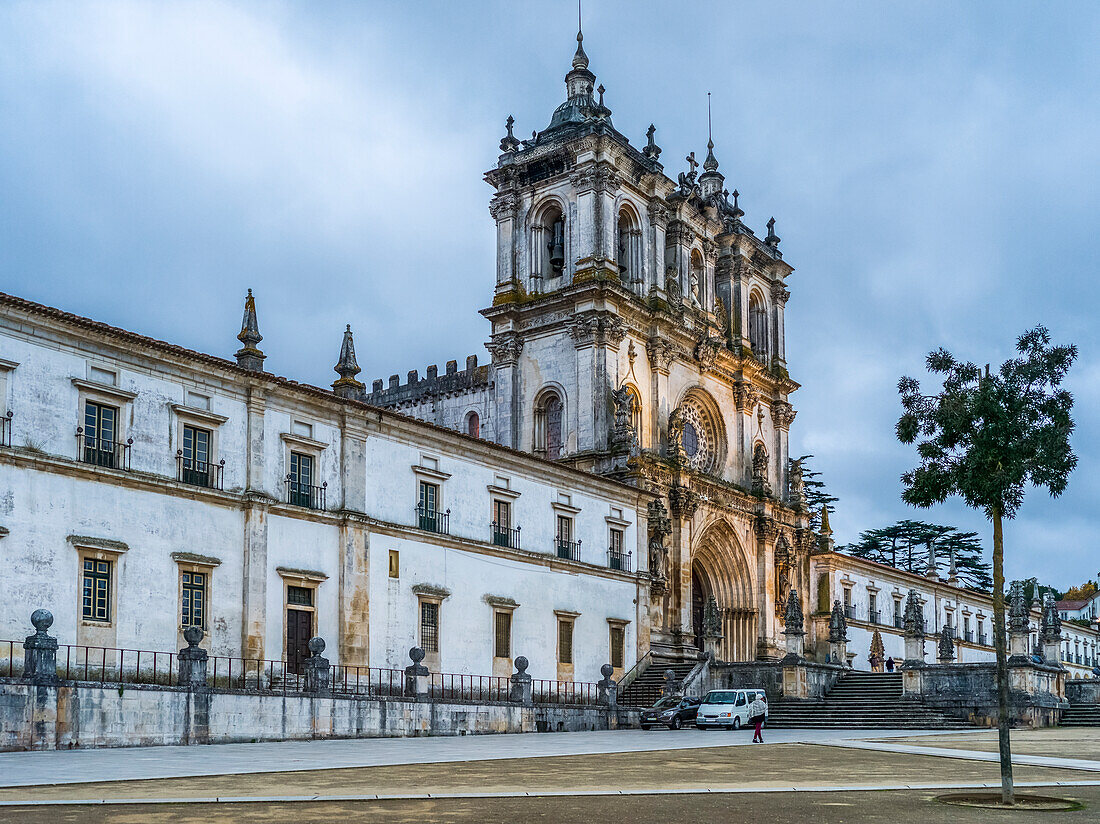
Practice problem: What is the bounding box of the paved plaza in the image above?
[0,727,1096,821]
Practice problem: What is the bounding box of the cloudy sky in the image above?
[1,1,1097,588]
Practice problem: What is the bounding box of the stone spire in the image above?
[572,27,589,70]
[817,504,835,553]
[332,324,364,399]
[235,288,265,372]
[699,93,725,198]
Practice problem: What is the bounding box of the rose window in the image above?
[679,402,713,473]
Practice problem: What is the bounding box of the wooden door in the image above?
[286,608,312,674]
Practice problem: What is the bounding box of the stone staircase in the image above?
[1060,703,1100,727]
[766,672,966,729]
[619,659,699,708]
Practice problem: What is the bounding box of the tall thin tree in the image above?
[896,326,1076,805]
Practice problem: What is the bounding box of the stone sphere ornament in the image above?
[514,655,529,673]
[30,609,54,634]
[308,637,326,656]
[601,663,614,679]
[409,646,426,664]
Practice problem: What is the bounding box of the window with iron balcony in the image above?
[286,451,326,509]
[555,515,580,561]
[607,527,631,571]
[490,498,520,548]
[177,424,224,490]
[78,401,131,470]
[416,480,449,534]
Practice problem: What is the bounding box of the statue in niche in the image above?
[664,267,682,304]
[774,541,792,617]
[788,457,806,509]
[714,297,729,337]
[609,385,637,454]
[752,442,771,497]
[667,406,687,462]
[647,498,672,586]
[690,269,701,307]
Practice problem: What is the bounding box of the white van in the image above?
[695,688,768,730]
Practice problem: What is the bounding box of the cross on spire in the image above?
[685,152,698,175]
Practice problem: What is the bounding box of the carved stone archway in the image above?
[689,519,758,662]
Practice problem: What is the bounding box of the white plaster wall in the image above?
[371,533,637,681]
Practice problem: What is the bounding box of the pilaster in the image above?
[338,515,370,666]
[241,496,269,660]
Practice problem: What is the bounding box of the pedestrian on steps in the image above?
[749,693,767,743]
[885,656,895,673]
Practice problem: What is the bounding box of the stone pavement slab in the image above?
[821,738,1100,773]
[869,728,1100,761]
[0,727,984,788]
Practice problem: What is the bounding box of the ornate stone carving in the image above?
[829,600,849,643]
[783,589,804,635]
[903,590,925,639]
[664,266,682,304]
[666,406,687,463]
[1008,581,1029,633]
[772,401,796,430]
[774,539,792,616]
[486,332,523,365]
[488,192,519,221]
[603,316,627,346]
[647,498,672,587]
[569,312,627,348]
[668,485,698,520]
[752,442,771,497]
[937,626,956,662]
[788,457,807,510]
[1041,591,1062,642]
[713,296,729,338]
[771,281,790,305]
[646,337,674,372]
[694,337,719,371]
[734,382,758,412]
[702,596,722,638]
[647,201,669,229]
[609,385,637,455]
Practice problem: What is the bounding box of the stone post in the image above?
[1040,592,1063,667]
[1007,581,1030,661]
[177,626,209,689]
[404,646,430,700]
[900,590,926,698]
[509,656,533,704]
[302,637,331,693]
[828,599,849,667]
[937,626,956,664]
[660,668,680,699]
[597,663,618,709]
[22,609,58,685]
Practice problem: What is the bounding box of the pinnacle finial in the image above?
[820,504,832,535]
[332,323,364,398]
[499,114,521,152]
[731,189,744,219]
[572,0,589,70]
[235,288,265,371]
[643,124,662,161]
[766,217,781,247]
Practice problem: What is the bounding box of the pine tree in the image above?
[791,455,837,532]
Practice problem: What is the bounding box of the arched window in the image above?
[530,202,565,293]
[617,206,642,292]
[627,385,642,443]
[534,390,564,460]
[465,411,480,439]
[690,249,704,307]
[749,291,769,363]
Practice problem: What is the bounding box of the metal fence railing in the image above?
[56,644,179,686]
[429,672,511,703]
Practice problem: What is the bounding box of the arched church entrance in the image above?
[689,521,758,662]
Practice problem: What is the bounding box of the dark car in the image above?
[640,695,701,730]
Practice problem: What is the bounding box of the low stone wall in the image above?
[913,662,1067,728]
[704,660,844,702]
[1067,679,1100,705]
[0,679,634,752]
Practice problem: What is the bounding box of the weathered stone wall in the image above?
[1067,679,1100,705]
[0,679,635,752]
[915,662,1068,728]
[703,661,843,702]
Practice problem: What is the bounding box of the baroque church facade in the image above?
[0,27,1096,686]
[367,29,807,664]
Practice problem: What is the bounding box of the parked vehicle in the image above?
[654,696,701,729]
[639,695,678,729]
[695,688,768,730]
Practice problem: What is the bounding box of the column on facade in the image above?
[241,385,268,660]
[490,193,519,295]
[735,260,752,351]
[572,167,599,273]
[487,332,523,450]
[529,223,545,292]
[647,202,668,295]
[337,412,370,666]
[755,517,782,659]
[646,339,671,454]
[772,281,788,364]
[597,173,618,263]
[669,486,699,643]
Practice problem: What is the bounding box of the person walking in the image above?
[885,656,895,673]
[749,693,768,743]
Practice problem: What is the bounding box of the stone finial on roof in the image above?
[765,217,781,248]
[819,504,832,535]
[235,289,266,372]
[332,324,364,399]
[783,588,805,636]
[572,20,589,70]
[642,124,662,161]
[499,115,521,153]
[730,189,744,220]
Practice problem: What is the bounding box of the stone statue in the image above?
[609,385,637,454]
[667,406,687,462]
[752,442,771,497]
[937,626,956,662]
[665,267,682,304]
[783,588,804,635]
[647,498,672,585]
[902,590,925,638]
[774,541,792,616]
[702,596,721,638]
[714,297,729,337]
[689,268,700,307]
[788,457,806,509]
[829,599,848,643]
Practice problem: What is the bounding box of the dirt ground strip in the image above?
[0,787,1096,824]
[0,743,1093,803]
[870,728,1100,761]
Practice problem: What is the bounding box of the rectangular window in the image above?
[81,558,112,621]
[494,611,511,658]
[609,528,623,554]
[289,451,315,507]
[420,601,440,653]
[418,481,445,532]
[287,585,313,607]
[181,424,212,486]
[556,515,572,543]
[558,619,573,665]
[419,480,438,512]
[493,499,511,529]
[83,401,118,467]
[388,550,399,579]
[610,625,625,669]
[181,570,206,628]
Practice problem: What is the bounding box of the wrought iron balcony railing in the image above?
[176,452,225,490]
[490,522,520,549]
[0,410,11,448]
[77,429,132,470]
[555,538,581,561]
[416,504,449,535]
[868,609,881,625]
[978,633,989,646]
[286,476,326,510]
[608,547,632,572]
[894,615,904,630]
[964,630,975,643]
